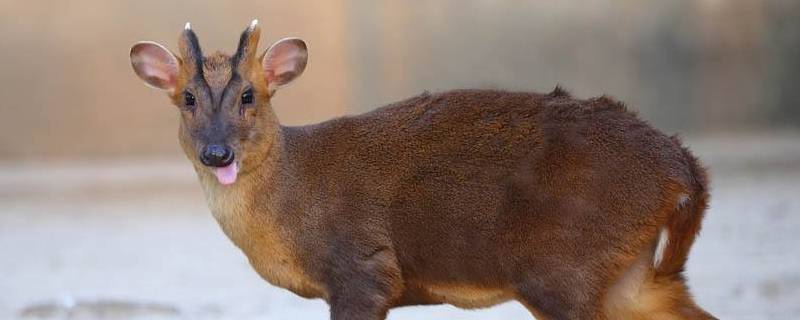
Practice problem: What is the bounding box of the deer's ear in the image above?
[130,41,180,92]
[261,38,307,93]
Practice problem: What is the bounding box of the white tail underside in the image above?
[653,227,669,268]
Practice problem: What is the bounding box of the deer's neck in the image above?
[194,130,324,298]
[196,130,281,225]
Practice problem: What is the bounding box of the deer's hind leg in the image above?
[602,246,717,320]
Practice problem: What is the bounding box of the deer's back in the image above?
[278,88,698,292]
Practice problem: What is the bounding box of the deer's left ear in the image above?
[261,38,307,93]
[130,41,180,92]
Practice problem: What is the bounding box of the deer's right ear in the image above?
[130,41,180,92]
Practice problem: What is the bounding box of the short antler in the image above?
[232,19,262,71]
[178,22,204,75]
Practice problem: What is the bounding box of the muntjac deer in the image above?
[129,20,716,320]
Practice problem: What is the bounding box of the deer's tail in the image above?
[653,145,710,277]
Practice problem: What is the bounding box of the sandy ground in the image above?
[1,132,799,320]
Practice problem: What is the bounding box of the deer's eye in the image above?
[184,91,196,107]
[241,88,254,105]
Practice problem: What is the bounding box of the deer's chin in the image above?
[212,161,239,186]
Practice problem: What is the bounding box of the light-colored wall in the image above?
[0,0,795,159]
[0,0,354,159]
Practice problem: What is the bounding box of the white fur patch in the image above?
[677,193,690,209]
[184,22,191,30]
[250,19,259,30]
[653,227,669,268]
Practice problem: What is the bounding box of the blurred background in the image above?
[1,0,798,319]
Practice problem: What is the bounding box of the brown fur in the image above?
[132,23,716,320]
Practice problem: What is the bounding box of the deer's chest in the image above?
[203,184,325,299]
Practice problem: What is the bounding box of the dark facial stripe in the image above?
[181,28,213,110]
[220,72,242,110]
[226,28,253,108]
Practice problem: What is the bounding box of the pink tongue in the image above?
[212,162,238,185]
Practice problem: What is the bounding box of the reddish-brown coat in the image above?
[130,22,715,320]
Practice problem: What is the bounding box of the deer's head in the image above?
[130,20,307,185]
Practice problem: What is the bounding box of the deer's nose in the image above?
[200,144,234,167]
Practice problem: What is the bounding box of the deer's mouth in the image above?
[198,144,239,185]
[211,161,239,185]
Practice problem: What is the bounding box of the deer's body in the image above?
[131,21,715,319]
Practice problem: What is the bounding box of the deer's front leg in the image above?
[325,244,403,320]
